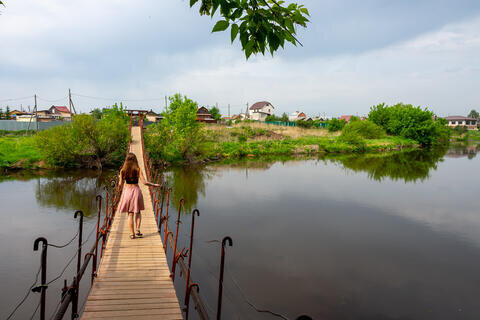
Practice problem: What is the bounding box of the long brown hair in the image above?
[121,153,140,181]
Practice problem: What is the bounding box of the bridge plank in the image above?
[81,126,183,320]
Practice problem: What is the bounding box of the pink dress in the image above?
[117,174,145,214]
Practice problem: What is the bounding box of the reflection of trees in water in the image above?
[167,166,213,214]
[34,169,117,217]
[334,148,447,182]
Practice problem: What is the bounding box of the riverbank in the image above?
[0,135,47,169]
[145,123,418,165]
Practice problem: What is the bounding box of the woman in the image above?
[118,153,160,239]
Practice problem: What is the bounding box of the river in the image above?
[1,145,479,320]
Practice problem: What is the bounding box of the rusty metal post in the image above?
[185,209,200,301]
[33,237,48,320]
[185,283,199,320]
[217,236,233,320]
[71,276,78,319]
[74,210,83,277]
[170,198,184,281]
[84,252,97,285]
[163,188,172,250]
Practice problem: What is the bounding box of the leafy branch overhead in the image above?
[190,0,310,59]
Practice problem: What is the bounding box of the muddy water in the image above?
[2,146,480,320]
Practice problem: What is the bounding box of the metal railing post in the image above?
[217,236,233,320]
[33,237,48,320]
[185,209,200,301]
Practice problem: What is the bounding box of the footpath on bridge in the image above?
[81,126,183,319]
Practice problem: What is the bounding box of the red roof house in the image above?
[339,115,353,122]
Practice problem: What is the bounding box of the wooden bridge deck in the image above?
[81,126,183,319]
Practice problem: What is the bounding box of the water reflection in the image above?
[332,148,448,182]
[2,169,116,217]
[446,143,479,159]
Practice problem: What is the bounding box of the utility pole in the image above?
[68,88,77,115]
[165,95,168,112]
[35,94,38,132]
[245,102,249,119]
[228,104,230,117]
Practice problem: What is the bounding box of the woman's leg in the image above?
[128,212,135,238]
[135,211,142,232]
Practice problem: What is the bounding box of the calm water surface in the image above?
[1,146,480,320]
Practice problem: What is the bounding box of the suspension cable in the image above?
[5,263,41,320]
[47,229,79,248]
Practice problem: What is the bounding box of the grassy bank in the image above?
[0,135,46,168]
[145,122,417,165]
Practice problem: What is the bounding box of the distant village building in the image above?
[339,115,353,122]
[15,114,36,122]
[145,110,163,122]
[196,106,216,123]
[248,101,274,121]
[444,116,478,130]
[9,110,30,118]
[49,106,71,120]
[288,111,307,121]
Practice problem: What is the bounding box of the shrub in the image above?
[296,120,314,128]
[341,120,385,139]
[327,118,347,132]
[145,94,204,163]
[36,104,129,167]
[368,103,450,146]
[339,130,365,147]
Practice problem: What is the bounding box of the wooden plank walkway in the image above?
[81,126,183,319]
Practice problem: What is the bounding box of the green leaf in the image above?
[189,0,199,7]
[212,20,230,32]
[231,23,239,43]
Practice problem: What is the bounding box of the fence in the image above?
[0,120,66,131]
[265,121,328,128]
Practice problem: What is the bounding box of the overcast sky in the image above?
[1,0,479,117]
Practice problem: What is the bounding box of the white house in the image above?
[444,116,478,130]
[248,101,274,121]
[288,111,307,121]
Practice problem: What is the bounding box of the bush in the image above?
[341,120,385,139]
[296,120,314,128]
[327,118,347,132]
[339,130,365,147]
[36,104,129,167]
[145,94,204,163]
[368,103,450,146]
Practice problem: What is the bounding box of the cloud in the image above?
[0,1,479,116]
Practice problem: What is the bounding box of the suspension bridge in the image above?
[80,125,182,319]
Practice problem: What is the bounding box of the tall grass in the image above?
[0,135,45,168]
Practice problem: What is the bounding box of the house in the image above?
[196,106,217,123]
[48,106,71,120]
[9,110,29,118]
[288,111,307,121]
[444,116,478,130]
[145,110,163,122]
[339,115,353,123]
[248,101,274,121]
[15,114,36,122]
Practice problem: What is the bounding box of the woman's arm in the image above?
[140,171,161,187]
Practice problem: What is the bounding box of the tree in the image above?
[209,106,221,121]
[5,106,10,120]
[190,0,310,59]
[468,109,479,119]
[0,108,3,119]
[281,112,288,122]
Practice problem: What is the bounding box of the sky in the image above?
[0,0,479,118]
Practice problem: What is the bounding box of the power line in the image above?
[37,96,68,103]
[0,95,34,103]
[72,93,164,102]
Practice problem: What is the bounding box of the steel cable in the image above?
[29,300,41,320]
[46,250,78,286]
[5,264,41,320]
[47,229,79,249]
